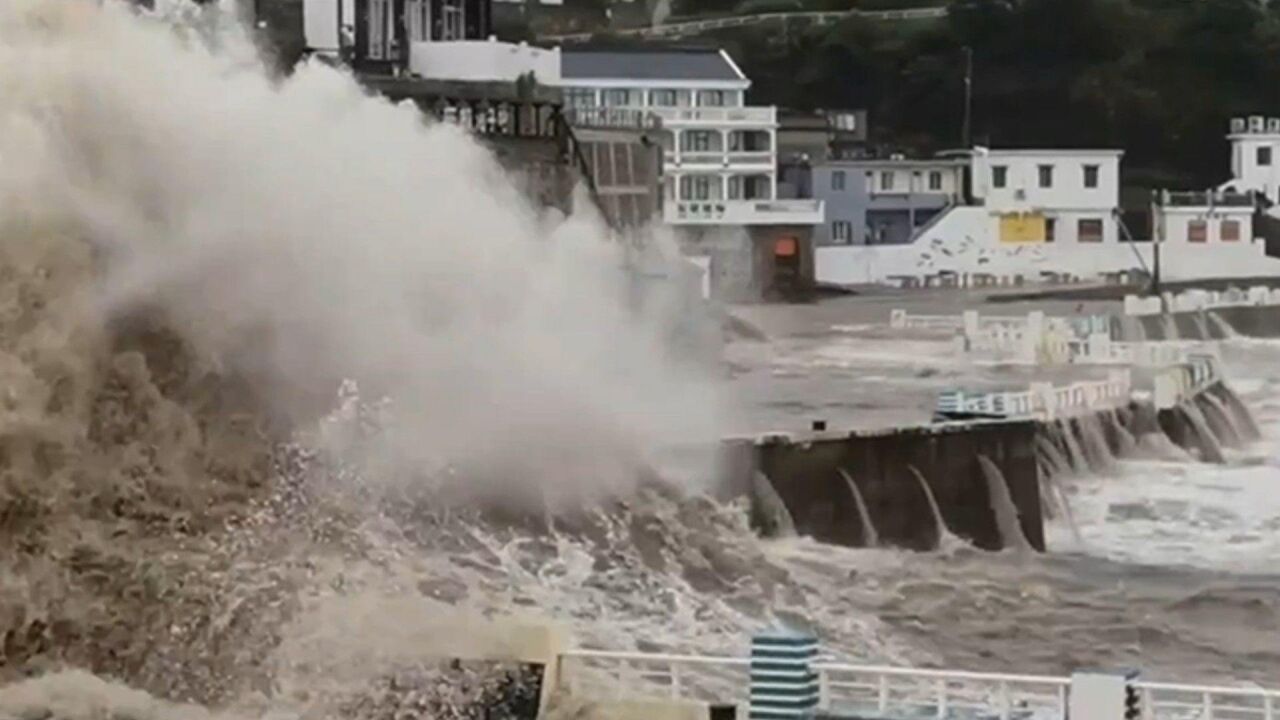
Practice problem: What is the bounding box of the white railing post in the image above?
[999,680,1011,720]
[670,661,681,699]
[818,667,830,710]
[936,678,948,718]
[878,674,890,713]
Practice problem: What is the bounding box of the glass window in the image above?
[603,89,632,107]
[992,165,1008,188]
[832,171,846,191]
[1188,219,1208,243]
[1038,164,1054,188]
[1222,219,1241,242]
[650,89,678,107]
[1045,217,1056,243]
[698,90,726,107]
[1259,146,1273,167]
[565,88,596,108]
[1083,164,1099,188]
[680,130,716,152]
[929,171,943,191]
[881,171,894,191]
[832,221,852,242]
[1078,218,1104,242]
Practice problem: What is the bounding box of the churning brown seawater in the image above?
[3,1,1280,718]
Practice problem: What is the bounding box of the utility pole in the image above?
[1151,189,1164,305]
[961,46,974,148]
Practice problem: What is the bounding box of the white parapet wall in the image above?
[818,208,1280,288]
[1125,285,1280,316]
[409,39,562,84]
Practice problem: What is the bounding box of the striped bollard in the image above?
[750,631,819,720]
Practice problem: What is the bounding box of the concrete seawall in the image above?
[732,420,1043,552]
[737,380,1255,553]
[1122,300,1280,340]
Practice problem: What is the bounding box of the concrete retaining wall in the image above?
[736,378,1254,554]
[739,420,1043,552]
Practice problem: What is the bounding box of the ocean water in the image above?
[2,1,1279,718]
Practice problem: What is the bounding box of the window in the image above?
[881,171,895,191]
[1222,219,1241,242]
[441,0,464,40]
[1045,217,1056,243]
[698,90,726,107]
[679,175,717,201]
[1259,146,1273,167]
[929,171,943,191]
[832,171,846,191]
[992,165,1008,188]
[832,221,853,243]
[650,89,678,107]
[407,0,430,42]
[1188,219,1208,243]
[1083,164,1099,189]
[1038,164,1054,189]
[565,88,596,108]
[681,130,716,152]
[603,89,632,107]
[1078,218,1104,243]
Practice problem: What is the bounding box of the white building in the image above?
[970,148,1123,245]
[1223,115,1280,203]
[557,47,823,228]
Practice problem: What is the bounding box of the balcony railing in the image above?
[645,106,777,126]
[666,150,775,167]
[1163,191,1255,208]
[563,106,663,130]
[665,199,823,226]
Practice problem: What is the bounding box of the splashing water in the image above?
[1201,393,1244,448]
[906,465,965,551]
[1208,311,1238,339]
[753,471,797,538]
[1036,431,1073,478]
[1219,384,1263,441]
[1077,414,1116,471]
[1106,408,1138,456]
[1057,418,1089,474]
[1162,314,1181,341]
[976,455,1032,553]
[1181,401,1227,463]
[838,468,879,548]
[1192,312,1212,341]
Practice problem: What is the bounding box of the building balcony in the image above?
[666,150,776,168]
[665,199,824,226]
[646,106,777,127]
[1163,191,1255,208]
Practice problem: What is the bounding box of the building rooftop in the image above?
[560,47,746,83]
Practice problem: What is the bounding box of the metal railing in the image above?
[557,649,1280,720]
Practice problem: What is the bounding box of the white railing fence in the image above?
[557,649,1280,720]
[1125,285,1280,316]
[1138,682,1280,720]
[936,370,1133,420]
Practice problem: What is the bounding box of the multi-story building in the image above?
[970,148,1124,245]
[811,156,967,246]
[557,46,823,300]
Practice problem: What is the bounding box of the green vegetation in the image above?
[696,0,1280,190]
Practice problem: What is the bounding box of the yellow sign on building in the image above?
[999,213,1047,243]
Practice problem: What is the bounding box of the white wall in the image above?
[1158,207,1254,245]
[1228,134,1280,202]
[304,0,354,51]
[409,40,562,83]
[971,149,1121,212]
